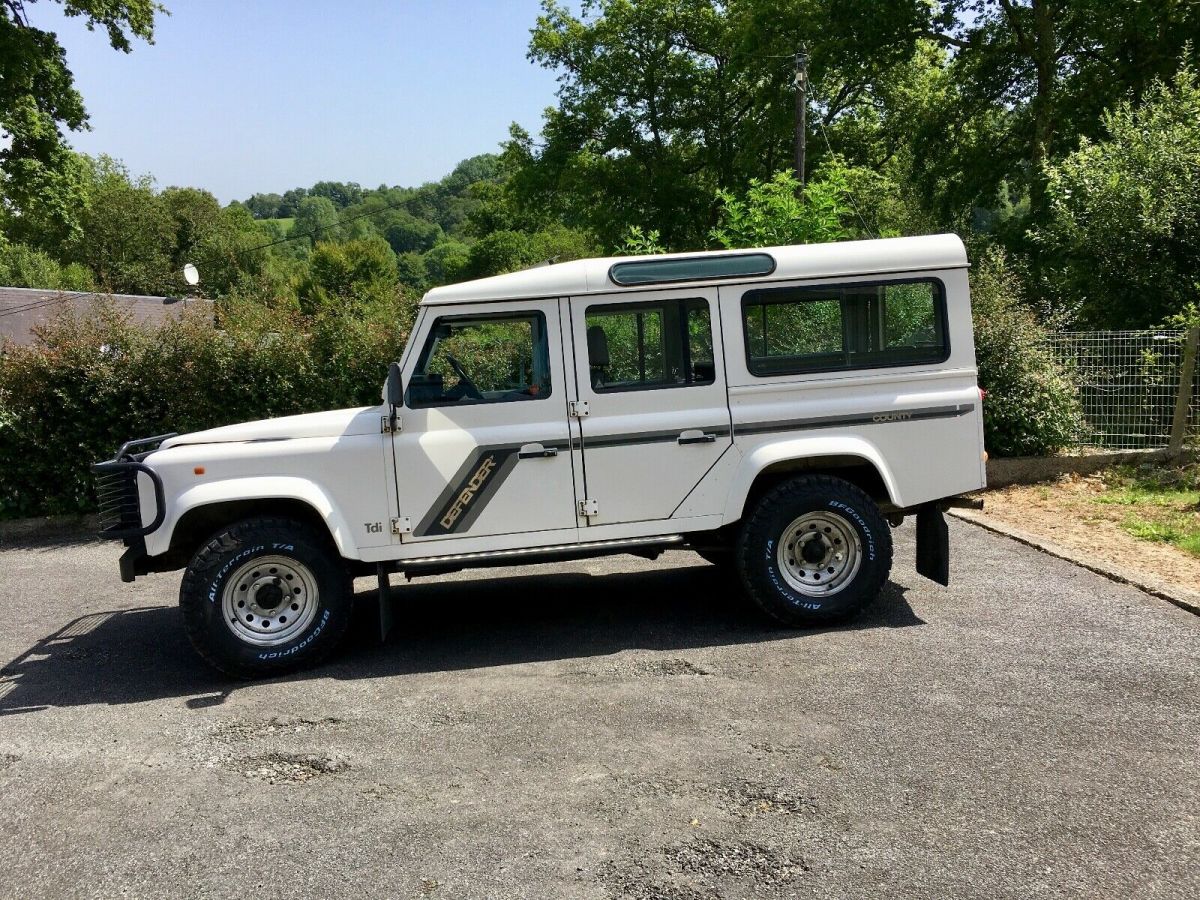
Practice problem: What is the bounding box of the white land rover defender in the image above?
[95,234,987,677]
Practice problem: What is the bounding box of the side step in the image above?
[391,534,685,577]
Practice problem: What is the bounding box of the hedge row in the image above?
[0,297,413,518]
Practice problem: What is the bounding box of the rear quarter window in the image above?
[741,278,948,376]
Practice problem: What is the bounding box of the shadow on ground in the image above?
[0,563,922,715]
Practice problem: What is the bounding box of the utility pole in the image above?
[794,46,808,190]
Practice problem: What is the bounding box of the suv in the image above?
[95,234,986,677]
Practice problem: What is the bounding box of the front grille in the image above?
[95,463,144,537]
[93,433,175,540]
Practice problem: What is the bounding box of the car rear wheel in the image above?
[737,475,892,627]
[179,517,352,678]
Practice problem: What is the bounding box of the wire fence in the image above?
[1043,329,1200,451]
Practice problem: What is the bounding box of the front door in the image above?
[569,287,733,526]
[392,299,578,543]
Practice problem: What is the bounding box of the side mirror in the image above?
[386,362,404,408]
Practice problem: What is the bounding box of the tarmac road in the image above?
[0,520,1196,899]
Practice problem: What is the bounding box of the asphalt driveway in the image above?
[0,520,1196,899]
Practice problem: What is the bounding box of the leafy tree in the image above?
[243,192,283,219]
[379,209,442,254]
[0,0,163,240]
[1033,65,1200,328]
[814,1,1200,223]
[422,240,470,285]
[709,167,852,249]
[289,196,340,248]
[395,251,428,292]
[465,230,536,279]
[617,226,666,255]
[309,180,364,210]
[0,239,93,289]
[65,156,174,294]
[278,187,308,218]
[295,238,398,315]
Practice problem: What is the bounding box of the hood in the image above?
[160,407,380,449]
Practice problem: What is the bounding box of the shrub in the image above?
[0,295,416,518]
[970,247,1083,456]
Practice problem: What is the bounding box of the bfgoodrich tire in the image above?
[179,517,352,678]
[737,475,892,627]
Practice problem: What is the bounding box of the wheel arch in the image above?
[723,437,902,524]
[147,477,360,570]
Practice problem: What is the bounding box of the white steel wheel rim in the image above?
[777,511,862,597]
[221,555,319,647]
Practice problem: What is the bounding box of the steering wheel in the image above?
[445,354,485,400]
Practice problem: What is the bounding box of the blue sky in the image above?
[28,1,570,202]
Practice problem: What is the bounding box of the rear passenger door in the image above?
[568,288,732,526]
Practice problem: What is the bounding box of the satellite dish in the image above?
[182,263,200,286]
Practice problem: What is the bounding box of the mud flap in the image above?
[377,563,395,642]
[915,505,950,586]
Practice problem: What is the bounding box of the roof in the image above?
[0,287,210,348]
[421,233,968,306]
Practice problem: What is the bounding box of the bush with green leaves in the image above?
[970,248,1083,457]
[0,295,416,519]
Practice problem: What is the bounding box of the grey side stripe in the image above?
[582,426,732,450]
[733,403,975,437]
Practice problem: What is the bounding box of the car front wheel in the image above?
[179,517,352,678]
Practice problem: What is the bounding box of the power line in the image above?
[0,288,112,319]
[804,80,877,239]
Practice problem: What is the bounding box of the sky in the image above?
[27,1,571,203]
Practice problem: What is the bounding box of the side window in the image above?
[407,312,551,407]
[742,279,947,376]
[585,298,715,391]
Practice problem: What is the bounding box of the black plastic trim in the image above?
[93,459,168,540]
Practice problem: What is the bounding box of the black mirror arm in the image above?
[386,362,404,432]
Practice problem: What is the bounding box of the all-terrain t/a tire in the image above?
[179,517,352,678]
[736,475,893,627]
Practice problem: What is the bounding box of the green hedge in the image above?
[970,248,1082,457]
[0,297,413,518]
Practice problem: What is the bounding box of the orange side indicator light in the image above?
[194,466,206,476]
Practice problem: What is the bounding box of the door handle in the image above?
[678,430,717,445]
[518,442,559,459]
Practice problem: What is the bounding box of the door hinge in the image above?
[381,414,402,434]
[569,400,590,418]
[578,498,599,518]
[390,517,412,535]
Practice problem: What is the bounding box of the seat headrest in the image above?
[587,325,610,368]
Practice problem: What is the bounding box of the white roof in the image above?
[421,233,967,306]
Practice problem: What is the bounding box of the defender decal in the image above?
[413,439,569,538]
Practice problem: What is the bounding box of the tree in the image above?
[0,0,163,240]
[709,167,853,249]
[1033,66,1200,328]
[422,240,470,285]
[243,192,283,219]
[289,196,340,248]
[295,238,398,315]
[814,1,1200,223]
[309,181,364,210]
[66,156,174,294]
